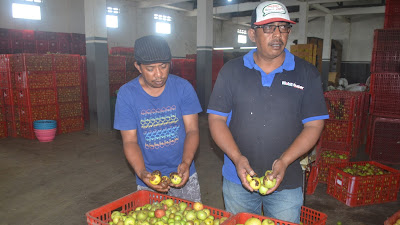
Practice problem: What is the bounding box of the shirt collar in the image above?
[243,48,295,72]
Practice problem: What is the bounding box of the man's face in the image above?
[249,22,291,59]
[135,62,170,89]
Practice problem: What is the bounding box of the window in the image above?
[12,0,42,20]
[107,7,120,28]
[154,14,171,34]
[237,29,247,44]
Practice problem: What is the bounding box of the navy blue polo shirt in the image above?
[207,48,329,191]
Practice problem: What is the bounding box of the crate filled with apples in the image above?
[327,161,400,207]
[223,206,327,225]
[86,190,232,225]
[316,149,350,183]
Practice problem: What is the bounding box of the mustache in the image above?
[269,40,284,45]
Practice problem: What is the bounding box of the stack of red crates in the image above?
[81,56,89,122]
[108,55,126,97]
[367,2,400,164]
[212,50,224,89]
[125,56,140,82]
[384,0,400,29]
[9,54,57,139]
[0,55,10,138]
[0,53,86,139]
[109,47,134,56]
[54,54,84,134]
[0,28,86,55]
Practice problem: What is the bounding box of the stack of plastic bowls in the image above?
[33,120,57,142]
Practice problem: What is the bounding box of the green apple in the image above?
[179,202,187,212]
[259,185,268,195]
[204,218,213,225]
[124,217,136,225]
[244,218,261,225]
[170,172,182,185]
[203,209,211,217]
[261,219,274,225]
[164,199,174,207]
[196,210,207,220]
[219,217,228,224]
[185,211,197,221]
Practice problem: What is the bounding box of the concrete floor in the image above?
[1,114,399,225]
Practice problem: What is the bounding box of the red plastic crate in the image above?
[18,121,35,139]
[369,117,400,164]
[86,190,232,225]
[19,104,58,123]
[223,206,326,225]
[0,121,7,138]
[384,14,400,29]
[17,88,57,106]
[371,50,400,73]
[56,32,71,41]
[36,40,49,54]
[0,72,11,89]
[10,29,34,40]
[385,210,400,225]
[70,41,86,55]
[305,163,318,195]
[373,29,400,52]
[11,40,24,54]
[48,41,58,53]
[15,71,55,89]
[109,55,126,71]
[56,71,81,87]
[327,161,400,207]
[59,101,83,118]
[23,40,36,53]
[57,86,82,103]
[109,70,126,84]
[53,54,81,71]
[316,149,350,183]
[58,39,70,54]
[58,116,84,134]
[320,119,353,151]
[385,0,400,15]
[0,39,11,53]
[126,70,140,82]
[0,28,9,40]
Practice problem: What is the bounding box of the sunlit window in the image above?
[107,7,120,28]
[154,14,172,34]
[237,29,247,44]
[12,1,42,20]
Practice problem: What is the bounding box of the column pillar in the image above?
[196,0,213,110]
[297,2,308,44]
[322,14,333,91]
[84,0,111,133]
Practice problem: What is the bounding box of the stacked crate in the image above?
[0,28,86,55]
[81,56,89,122]
[0,55,11,138]
[367,9,400,164]
[10,54,57,139]
[110,47,134,56]
[171,58,196,89]
[54,54,84,134]
[125,56,140,82]
[108,55,126,97]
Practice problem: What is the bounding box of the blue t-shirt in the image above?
[114,74,202,186]
[207,49,329,190]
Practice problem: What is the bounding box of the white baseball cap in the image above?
[251,1,296,27]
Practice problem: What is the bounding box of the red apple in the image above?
[155,209,166,218]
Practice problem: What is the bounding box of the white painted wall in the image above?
[0,0,385,61]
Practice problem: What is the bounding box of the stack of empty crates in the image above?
[366,0,400,164]
[108,55,126,97]
[0,53,85,139]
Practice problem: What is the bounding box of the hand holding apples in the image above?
[140,170,170,193]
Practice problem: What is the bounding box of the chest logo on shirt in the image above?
[282,81,304,90]
[140,105,180,150]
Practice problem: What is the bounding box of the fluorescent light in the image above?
[213,47,234,50]
[240,47,257,49]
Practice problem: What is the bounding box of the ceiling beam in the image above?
[160,2,194,12]
[186,0,361,16]
[137,0,190,9]
[311,3,350,23]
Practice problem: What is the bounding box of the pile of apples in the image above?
[246,170,277,195]
[342,163,390,176]
[109,199,229,225]
[150,170,182,188]
[321,150,348,160]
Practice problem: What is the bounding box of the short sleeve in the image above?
[114,86,138,130]
[207,65,233,115]
[180,80,202,115]
[301,67,329,124]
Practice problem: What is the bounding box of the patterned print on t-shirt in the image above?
[140,105,179,150]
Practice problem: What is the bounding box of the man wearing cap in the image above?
[208,1,328,223]
[114,35,202,202]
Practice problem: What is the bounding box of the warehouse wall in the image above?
[0,0,85,33]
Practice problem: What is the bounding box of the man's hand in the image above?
[172,162,190,188]
[139,170,170,193]
[265,159,288,194]
[235,155,256,192]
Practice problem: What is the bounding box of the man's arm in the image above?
[174,113,200,188]
[267,119,325,194]
[120,130,169,192]
[208,113,256,191]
